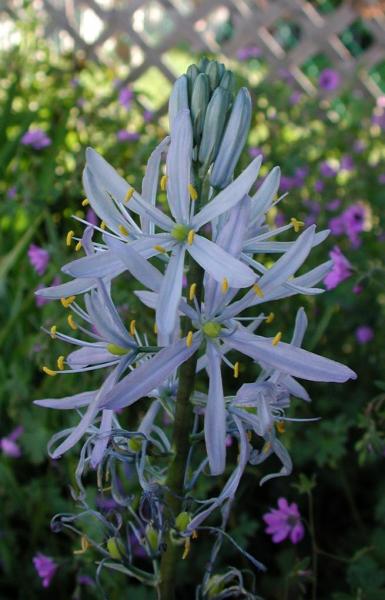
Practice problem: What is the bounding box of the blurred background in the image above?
[1,0,385,598]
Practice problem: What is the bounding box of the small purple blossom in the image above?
[314,180,324,193]
[263,498,305,544]
[355,325,374,344]
[118,86,134,109]
[340,155,354,171]
[77,574,95,586]
[353,283,363,295]
[28,244,49,276]
[353,139,365,153]
[236,46,261,61]
[326,198,341,211]
[275,211,286,227]
[33,553,58,588]
[143,110,154,122]
[378,174,385,184]
[320,161,337,178]
[324,246,352,290]
[21,129,51,150]
[319,68,341,92]
[371,109,385,130]
[7,186,17,199]
[35,276,61,307]
[248,146,264,159]
[289,91,302,105]
[329,203,367,248]
[117,130,140,142]
[0,426,23,458]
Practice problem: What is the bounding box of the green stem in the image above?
[307,491,318,600]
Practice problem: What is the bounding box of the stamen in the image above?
[290,217,305,233]
[265,312,275,324]
[189,283,197,301]
[73,536,90,555]
[247,431,252,441]
[75,240,82,252]
[118,225,129,237]
[67,314,77,330]
[276,421,285,433]
[130,319,136,336]
[60,296,76,308]
[262,441,272,454]
[124,188,134,203]
[66,230,75,246]
[160,174,168,191]
[50,325,57,338]
[57,356,65,370]
[182,537,191,560]
[100,221,107,230]
[221,277,229,294]
[187,229,195,245]
[252,283,264,298]
[192,530,198,540]
[154,244,167,253]
[81,198,89,207]
[42,366,57,376]
[188,184,198,201]
[233,361,239,378]
[272,331,282,346]
[153,322,158,334]
[186,331,193,348]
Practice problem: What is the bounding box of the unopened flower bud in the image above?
[219,69,235,91]
[191,73,210,142]
[186,63,200,97]
[169,75,188,132]
[175,511,192,532]
[205,60,220,92]
[198,87,231,166]
[210,87,252,189]
[145,524,159,553]
[107,537,125,560]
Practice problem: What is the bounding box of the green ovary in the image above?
[202,321,222,338]
[171,223,189,242]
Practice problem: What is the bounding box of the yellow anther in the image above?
[154,244,167,253]
[276,421,286,434]
[252,283,264,298]
[160,174,168,191]
[100,221,107,230]
[262,441,272,454]
[118,225,129,237]
[57,356,65,371]
[42,366,57,377]
[67,314,77,330]
[61,296,76,308]
[187,229,195,245]
[233,361,239,379]
[81,198,89,207]
[272,331,282,346]
[50,325,57,338]
[124,188,134,203]
[66,230,75,246]
[290,218,305,233]
[130,320,136,336]
[188,184,198,201]
[221,277,229,294]
[153,322,158,334]
[189,283,197,301]
[73,536,90,555]
[247,431,252,442]
[186,331,193,348]
[192,530,198,540]
[265,312,275,324]
[75,240,82,252]
[182,537,191,560]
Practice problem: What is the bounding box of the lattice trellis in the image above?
[4,0,385,113]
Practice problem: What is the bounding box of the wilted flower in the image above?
[0,426,23,458]
[33,553,57,588]
[263,498,304,543]
[318,68,341,91]
[355,325,374,344]
[21,129,51,150]
[28,244,49,276]
[324,246,352,289]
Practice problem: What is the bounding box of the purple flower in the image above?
[236,46,261,61]
[372,110,385,130]
[21,129,51,150]
[343,203,366,247]
[77,575,95,586]
[117,129,140,142]
[355,325,374,344]
[35,276,61,307]
[320,161,337,178]
[248,146,264,159]
[118,86,134,108]
[353,283,363,295]
[263,498,305,544]
[7,186,17,199]
[324,246,352,290]
[319,68,341,92]
[0,426,23,458]
[314,180,324,193]
[33,553,57,588]
[378,174,385,184]
[340,155,354,172]
[28,244,49,276]
[289,91,302,105]
[143,110,153,122]
[326,198,341,211]
[275,211,286,227]
[328,215,345,236]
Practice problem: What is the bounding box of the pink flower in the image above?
[355,325,374,344]
[324,246,352,290]
[0,426,23,458]
[263,498,305,544]
[28,244,49,276]
[21,129,51,150]
[33,553,58,588]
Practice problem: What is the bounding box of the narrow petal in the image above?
[83,165,126,234]
[90,409,114,468]
[156,246,186,335]
[34,390,96,410]
[226,327,357,383]
[167,109,192,223]
[106,237,163,292]
[249,166,280,228]
[192,156,262,229]
[102,335,201,411]
[189,235,255,288]
[205,343,226,475]
[62,250,124,279]
[35,278,97,299]
[168,75,189,132]
[67,345,113,369]
[291,307,308,347]
[141,137,170,233]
